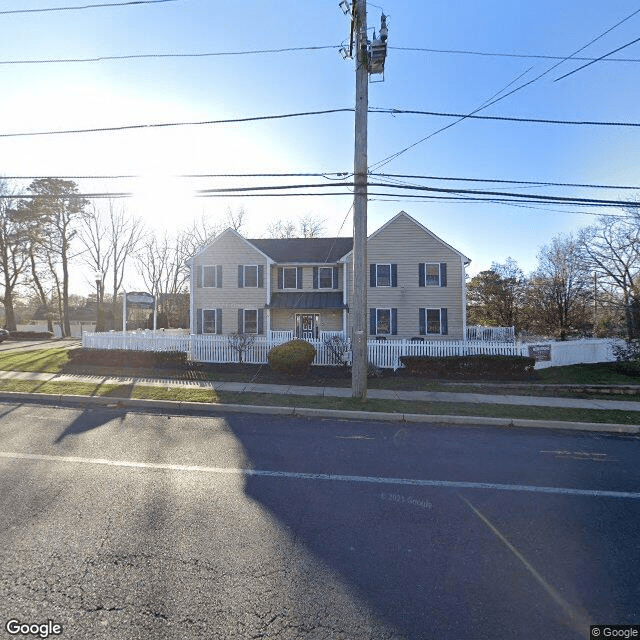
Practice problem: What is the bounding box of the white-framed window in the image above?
[419,308,448,336]
[202,309,217,333]
[243,265,258,287]
[243,309,258,334]
[283,267,298,289]
[426,308,441,334]
[203,265,222,288]
[376,263,392,287]
[318,266,334,289]
[424,263,440,286]
[376,308,391,334]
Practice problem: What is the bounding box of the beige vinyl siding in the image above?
[345,214,467,340]
[193,229,268,334]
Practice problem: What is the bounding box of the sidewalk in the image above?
[2,369,640,412]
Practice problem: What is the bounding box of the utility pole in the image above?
[351,0,368,399]
[340,0,388,399]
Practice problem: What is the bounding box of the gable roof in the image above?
[340,211,471,264]
[247,237,353,263]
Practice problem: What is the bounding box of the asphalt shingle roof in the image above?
[247,237,353,263]
[268,292,346,309]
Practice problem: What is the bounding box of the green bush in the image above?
[399,354,536,380]
[72,348,188,368]
[268,339,317,375]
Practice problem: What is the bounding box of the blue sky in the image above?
[1,0,639,292]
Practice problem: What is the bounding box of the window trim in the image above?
[243,309,259,334]
[426,308,441,335]
[243,264,259,288]
[376,263,392,287]
[376,307,392,335]
[282,266,298,290]
[423,262,441,287]
[318,266,334,289]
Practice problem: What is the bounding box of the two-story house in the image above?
[188,211,471,340]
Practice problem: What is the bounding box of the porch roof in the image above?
[267,292,346,309]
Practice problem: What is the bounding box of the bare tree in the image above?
[80,199,144,329]
[266,214,325,239]
[527,234,592,339]
[224,206,247,232]
[0,179,28,330]
[578,215,640,338]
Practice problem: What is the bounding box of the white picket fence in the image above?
[82,332,528,368]
[466,325,516,342]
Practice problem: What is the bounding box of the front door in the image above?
[296,314,318,340]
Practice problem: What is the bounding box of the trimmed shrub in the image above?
[9,331,54,340]
[399,354,536,380]
[71,348,188,369]
[268,339,316,375]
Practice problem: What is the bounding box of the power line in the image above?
[7,102,640,140]
[370,7,640,171]
[0,45,339,66]
[370,107,640,128]
[555,34,640,82]
[0,1,178,15]
[0,109,353,138]
[2,172,350,180]
[371,173,640,191]
[389,46,640,64]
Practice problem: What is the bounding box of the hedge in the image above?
[399,354,536,380]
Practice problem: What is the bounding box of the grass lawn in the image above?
[0,347,639,404]
[0,377,637,425]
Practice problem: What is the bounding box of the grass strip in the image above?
[0,377,638,424]
[0,347,71,374]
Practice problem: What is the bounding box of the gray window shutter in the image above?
[278,267,284,289]
[216,309,222,334]
[369,308,376,334]
[196,308,202,334]
[238,308,244,332]
[238,265,244,288]
[258,309,264,334]
[419,263,425,287]
[419,308,426,335]
[216,265,223,288]
[196,266,202,288]
[313,267,319,289]
[391,308,398,335]
[440,263,447,287]
[370,264,376,287]
[297,267,303,289]
[333,266,339,289]
[441,308,448,334]
[391,264,398,287]
[258,265,264,288]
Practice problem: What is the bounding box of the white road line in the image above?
[0,450,639,499]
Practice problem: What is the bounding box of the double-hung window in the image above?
[243,265,258,287]
[419,262,447,287]
[376,264,391,287]
[203,309,217,333]
[419,308,448,335]
[243,309,258,334]
[318,266,334,289]
[283,267,298,289]
[370,263,397,287]
[370,308,398,335]
[202,265,222,288]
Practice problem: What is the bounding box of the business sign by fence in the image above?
[528,344,552,361]
[126,292,154,308]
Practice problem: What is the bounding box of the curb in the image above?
[0,391,638,435]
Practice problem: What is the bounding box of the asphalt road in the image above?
[0,401,639,639]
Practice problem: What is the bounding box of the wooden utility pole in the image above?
[351,0,368,399]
